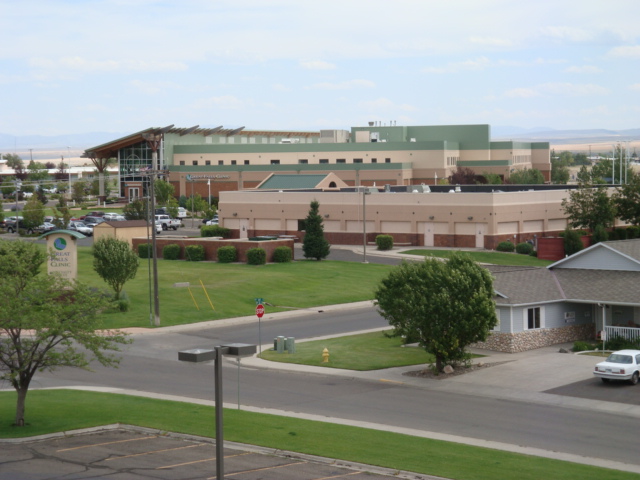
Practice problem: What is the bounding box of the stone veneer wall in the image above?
[472,324,594,353]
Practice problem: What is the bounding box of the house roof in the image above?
[549,238,640,270]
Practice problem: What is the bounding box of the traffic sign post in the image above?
[256,303,265,354]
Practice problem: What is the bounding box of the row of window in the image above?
[513,155,531,164]
[446,156,459,167]
[179,158,394,166]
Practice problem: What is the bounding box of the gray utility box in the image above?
[273,336,296,353]
[178,349,216,363]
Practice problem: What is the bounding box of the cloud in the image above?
[358,97,418,112]
[564,65,603,74]
[130,80,179,95]
[299,60,336,70]
[608,45,640,58]
[539,26,593,43]
[630,83,640,91]
[29,57,188,73]
[190,95,251,110]
[308,79,375,90]
[468,37,514,48]
[505,82,609,98]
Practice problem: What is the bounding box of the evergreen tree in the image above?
[302,200,330,260]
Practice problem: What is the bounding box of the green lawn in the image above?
[403,249,554,266]
[0,390,636,480]
[73,247,393,329]
[260,330,434,370]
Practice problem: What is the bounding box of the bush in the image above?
[627,226,639,239]
[375,235,394,251]
[247,247,266,265]
[607,229,618,241]
[563,229,583,256]
[272,246,292,263]
[592,224,608,244]
[496,241,514,252]
[138,243,151,258]
[185,244,205,262]
[616,228,627,240]
[605,334,640,351]
[515,242,533,255]
[201,225,231,238]
[217,245,237,263]
[162,243,181,260]
[572,341,596,352]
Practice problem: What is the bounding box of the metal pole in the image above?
[611,145,615,185]
[214,346,225,480]
[362,187,368,264]
[150,154,160,326]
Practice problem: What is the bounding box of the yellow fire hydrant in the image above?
[322,347,329,363]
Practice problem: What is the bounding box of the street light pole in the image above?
[362,186,371,264]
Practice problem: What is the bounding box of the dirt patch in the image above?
[404,360,513,380]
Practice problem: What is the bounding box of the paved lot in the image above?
[0,427,436,480]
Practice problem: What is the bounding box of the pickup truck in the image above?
[154,214,181,231]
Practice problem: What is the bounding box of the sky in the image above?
[1,0,640,137]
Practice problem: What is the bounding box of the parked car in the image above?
[593,349,640,384]
[3,216,24,233]
[103,213,126,221]
[83,216,106,227]
[177,207,187,218]
[154,214,181,231]
[68,221,93,236]
[27,222,57,234]
[205,217,219,226]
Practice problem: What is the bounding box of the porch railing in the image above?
[605,325,640,343]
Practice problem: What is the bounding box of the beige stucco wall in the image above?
[93,225,151,247]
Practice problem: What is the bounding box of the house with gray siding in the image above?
[476,239,640,353]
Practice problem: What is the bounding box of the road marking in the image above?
[220,460,304,477]
[314,472,360,479]
[57,435,157,452]
[157,451,250,469]
[379,378,404,384]
[105,443,205,461]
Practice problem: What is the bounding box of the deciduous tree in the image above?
[612,172,640,226]
[0,240,129,426]
[561,182,615,232]
[375,253,496,372]
[93,237,140,300]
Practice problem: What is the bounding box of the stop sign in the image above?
[256,304,265,318]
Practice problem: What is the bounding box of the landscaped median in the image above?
[0,390,636,480]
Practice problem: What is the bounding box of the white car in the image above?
[593,349,640,385]
[68,221,93,236]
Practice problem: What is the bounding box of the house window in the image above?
[244,160,250,165]
[371,158,377,163]
[298,159,308,164]
[385,158,391,163]
[218,160,224,165]
[353,158,363,163]
[336,159,346,164]
[205,160,211,166]
[525,307,543,329]
[231,160,237,165]
[192,160,198,166]
[270,159,280,164]
[319,159,329,164]
[179,161,185,166]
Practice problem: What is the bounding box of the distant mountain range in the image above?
[1,126,639,154]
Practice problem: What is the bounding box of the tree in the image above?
[123,199,148,220]
[375,253,496,372]
[22,197,45,230]
[93,237,140,300]
[3,153,27,180]
[0,240,129,426]
[612,172,640,225]
[27,160,50,185]
[481,173,503,185]
[508,168,545,184]
[155,179,175,205]
[302,200,330,260]
[448,167,477,185]
[72,179,87,203]
[561,182,616,232]
[53,195,72,229]
[562,228,583,256]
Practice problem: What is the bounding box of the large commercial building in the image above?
[84,123,551,202]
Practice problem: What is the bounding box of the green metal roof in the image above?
[258,174,329,189]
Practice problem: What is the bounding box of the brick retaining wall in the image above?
[472,324,594,353]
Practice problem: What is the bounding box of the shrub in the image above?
[515,242,533,255]
[185,244,205,262]
[272,246,292,263]
[563,229,583,256]
[605,334,640,351]
[217,245,237,263]
[615,228,627,240]
[162,243,181,260]
[201,225,231,238]
[572,341,596,352]
[247,247,266,265]
[375,235,394,251]
[496,241,514,252]
[138,243,151,258]
[592,224,608,244]
[607,229,618,241]
[627,226,639,239]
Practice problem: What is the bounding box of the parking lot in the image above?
[0,427,432,480]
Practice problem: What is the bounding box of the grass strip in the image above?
[0,390,636,480]
[260,330,434,370]
[402,249,553,267]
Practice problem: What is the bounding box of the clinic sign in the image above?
[44,231,79,280]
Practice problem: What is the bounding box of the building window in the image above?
[205,160,211,166]
[319,159,329,164]
[371,158,377,163]
[271,159,280,164]
[231,160,237,165]
[298,159,308,164]
[385,158,391,163]
[179,161,185,166]
[337,159,346,164]
[244,160,250,165]
[353,158,363,163]
[192,160,198,165]
[525,307,543,330]
[218,160,224,165]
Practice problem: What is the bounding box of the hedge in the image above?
[201,225,231,238]
[375,235,393,251]
[138,243,151,258]
[272,246,292,263]
[496,241,514,252]
[217,245,237,263]
[185,244,205,262]
[162,243,181,260]
[247,247,266,265]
